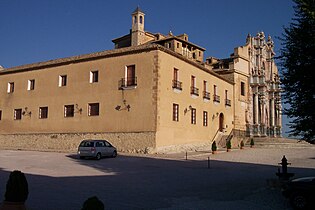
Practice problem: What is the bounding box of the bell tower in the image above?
[131,6,145,46]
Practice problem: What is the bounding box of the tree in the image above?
[279,0,315,143]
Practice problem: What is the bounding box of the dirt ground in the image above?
[0,147,314,210]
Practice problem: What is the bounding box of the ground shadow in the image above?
[0,152,314,210]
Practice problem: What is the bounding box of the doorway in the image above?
[219,113,224,132]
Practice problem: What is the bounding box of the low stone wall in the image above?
[0,132,156,153]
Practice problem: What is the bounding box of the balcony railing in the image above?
[118,77,137,89]
[172,80,182,91]
[203,91,210,100]
[225,99,231,106]
[213,94,220,103]
[190,86,199,96]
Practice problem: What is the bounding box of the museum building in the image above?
[0,7,282,153]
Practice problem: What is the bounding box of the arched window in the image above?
[140,16,143,24]
[134,16,137,24]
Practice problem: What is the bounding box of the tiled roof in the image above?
[132,6,145,14]
[1,43,233,85]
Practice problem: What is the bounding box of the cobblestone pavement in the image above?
[0,147,314,210]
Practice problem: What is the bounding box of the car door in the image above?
[96,141,105,156]
[104,140,113,156]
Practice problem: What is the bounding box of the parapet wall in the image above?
[0,132,156,154]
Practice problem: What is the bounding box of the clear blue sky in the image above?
[0,0,295,136]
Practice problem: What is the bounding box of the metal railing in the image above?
[203,91,210,100]
[213,94,220,102]
[118,77,137,89]
[172,80,182,90]
[190,86,199,96]
[225,99,231,106]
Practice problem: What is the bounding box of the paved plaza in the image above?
[0,146,314,210]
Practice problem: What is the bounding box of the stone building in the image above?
[207,32,282,138]
[0,7,281,153]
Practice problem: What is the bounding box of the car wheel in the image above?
[96,153,101,160]
[290,193,308,210]
[112,150,117,158]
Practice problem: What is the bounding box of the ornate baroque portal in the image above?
[247,32,282,137]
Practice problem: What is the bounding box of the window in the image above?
[0,110,2,120]
[59,75,67,87]
[225,90,231,106]
[191,76,196,87]
[64,105,74,117]
[119,65,137,89]
[241,82,245,96]
[174,68,179,81]
[172,68,182,90]
[173,103,179,121]
[88,103,99,116]
[191,108,196,124]
[14,109,22,120]
[126,65,136,86]
[39,107,48,119]
[7,82,14,93]
[90,71,99,83]
[140,16,143,24]
[190,76,199,96]
[203,81,210,100]
[28,79,35,90]
[213,85,220,102]
[203,111,208,126]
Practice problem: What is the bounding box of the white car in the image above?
[78,139,117,160]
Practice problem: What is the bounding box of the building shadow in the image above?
[0,153,314,210]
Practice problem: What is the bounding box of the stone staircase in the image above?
[249,137,314,149]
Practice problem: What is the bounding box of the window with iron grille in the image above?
[14,109,22,120]
[64,105,74,117]
[191,108,196,124]
[173,103,179,121]
[88,103,99,116]
[203,111,208,126]
[39,107,48,119]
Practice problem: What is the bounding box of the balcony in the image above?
[225,99,231,106]
[118,77,137,90]
[172,80,182,91]
[213,94,220,103]
[203,91,210,100]
[190,86,199,96]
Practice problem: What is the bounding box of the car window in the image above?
[104,141,111,147]
[80,141,94,147]
[96,142,105,147]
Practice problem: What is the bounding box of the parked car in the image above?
[282,176,315,210]
[77,139,117,160]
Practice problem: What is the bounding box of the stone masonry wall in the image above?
[0,132,156,154]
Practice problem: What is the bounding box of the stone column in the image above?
[254,93,259,125]
[261,101,267,136]
[270,93,275,136]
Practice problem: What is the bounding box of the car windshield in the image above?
[79,141,94,147]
